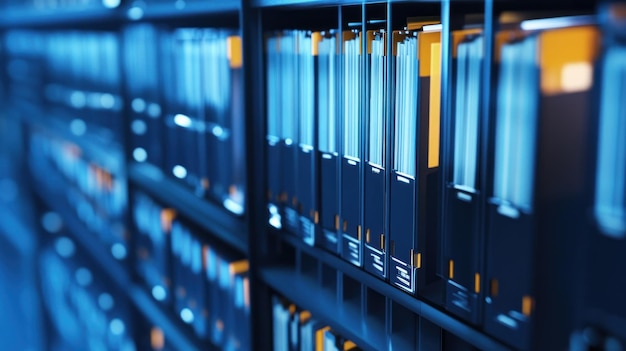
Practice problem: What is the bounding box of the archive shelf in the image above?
[2,0,621,350]
[32,169,210,351]
[266,232,513,351]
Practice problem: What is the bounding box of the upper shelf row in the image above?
[0,0,597,28]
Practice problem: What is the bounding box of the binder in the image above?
[317,31,342,255]
[579,7,626,345]
[132,193,174,304]
[265,31,300,235]
[340,30,363,267]
[124,25,163,167]
[203,31,245,215]
[363,30,387,279]
[389,24,441,294]
[442,28,484,324]
[296,31,320,246]
[164,29,204,193]
[483,22,599,350]
[204,244,222,344]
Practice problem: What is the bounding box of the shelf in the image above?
[15,105,124,176]
[125,0,240,21]
[33,177,207,351]
[249,0,436,9]
[271,232,513,351]
[260,266,379,351]
[128,162,248,254]
[0,6,123,28]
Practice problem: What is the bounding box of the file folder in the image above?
[484,23,599,350]
[443,28,484,324]
[363,29,387,279]
[340,30,363,267]
[389,24,441,294]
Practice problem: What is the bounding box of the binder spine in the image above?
[389,172,417,293]
[363,164,386,278]
[319,152,341,254]
[340,158,362,267]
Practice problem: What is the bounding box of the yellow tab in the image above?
[335,215,340,230]
[289,304,296,315]
[343,220,348,232]
[367,30,375,54]
[380,234,385,250]
[357,225,362,240]
[366,229,371,243]
[539,26,599,95]
[316,326,331,351]
[475,273,481,294]
[202,245,209,270]
[448,259,454,279]
[227,36,242,69]
[522,296,534,316]
[300,310,312,323]
[244,277,250,307]
[490,279,499,297]
[151,327,165,350]
[229,259,250,275]
[160,209,177,233]
[418,31,441,77]
[344,340,357,350]
[312,32,322,56]
[202,178,210,190]
[314,211,319,224]
[428,42,441,169]
[406,17,440,30]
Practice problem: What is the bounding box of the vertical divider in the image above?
[241,2,273,349]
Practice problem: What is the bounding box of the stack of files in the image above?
[132,191,175,304]
[272,296,362,351]
[124,24,164,167]
[442,27,484,324]
[483,15,599,350]
[39,236,136,351]
[162,28,245,216]
[388,21,441,295]
[169,216,250,349]
[363,29,387,279]
[28,129,129,261]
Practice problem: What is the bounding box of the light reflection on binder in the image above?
[595,45,626,238]
[369,31,386,167]
[493,36,538,213]
[343,32,361,160]
[318,33,338,154]
[299,31,315,150]
[394,33,418,178]
[452,36,482,191]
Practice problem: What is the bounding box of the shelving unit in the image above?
[1,0,624,350]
